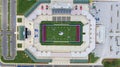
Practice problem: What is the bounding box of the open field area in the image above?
[1,51,34,63]
[17,0,37,15]
[40,21,84,45]
[103,59,120,67]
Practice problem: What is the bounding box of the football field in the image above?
[45,25,78,42]
[40,21,83,45]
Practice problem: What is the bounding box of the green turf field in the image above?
[45,25,77,42]
[40,21,84,45]
[17,0,37,15]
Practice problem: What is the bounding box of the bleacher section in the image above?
[71,10,96,57]
[24,0,51,17]
[73,0,90,4]
[52,9,71,15]
[28,46,52,57]
[24,49,52,63]
[52,16,71,21]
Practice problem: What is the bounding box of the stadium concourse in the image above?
[16,0,96,64]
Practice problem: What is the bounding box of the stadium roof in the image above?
[73,0,90,4]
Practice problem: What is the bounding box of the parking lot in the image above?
[91,2,120,58]
[1,0,16,60]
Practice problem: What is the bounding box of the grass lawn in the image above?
[8,0,10,31]
[17,43,22,48]
[40,21,84,45]
[17,0,37,15]
[17,18,22,23]
[88,53,99,63]
[103,59,120,67]
[1,51,34,63]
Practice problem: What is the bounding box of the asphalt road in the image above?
[1,0,16,60]
[35,65,103,67]
[0,64,103,67]
[0,63,104,67]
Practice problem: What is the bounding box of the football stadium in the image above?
[2,0,120,66]
[15,0,97,64]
